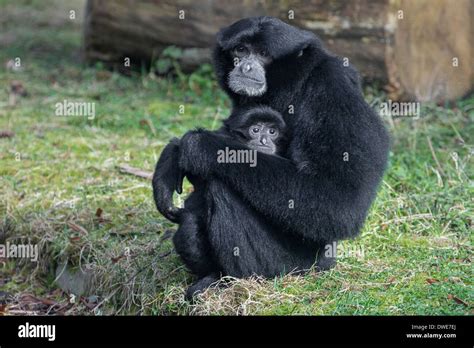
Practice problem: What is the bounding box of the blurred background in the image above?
[84,0,473,102]
[0,0,472,316]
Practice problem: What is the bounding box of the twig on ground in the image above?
[117,164,153,180]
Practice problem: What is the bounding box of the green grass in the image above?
[0,0,472,315]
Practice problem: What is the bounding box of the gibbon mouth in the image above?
[257,146,273,153]
[236,75,265,85]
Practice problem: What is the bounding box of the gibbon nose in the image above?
[241,63,252,73]
[260,137,267,145]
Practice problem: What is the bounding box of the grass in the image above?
[0,0,472,315]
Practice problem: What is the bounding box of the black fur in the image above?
[153,17,390,298]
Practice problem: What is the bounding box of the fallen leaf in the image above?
[0,304,6,314]
[426,278,439,284]
[447,294,469,307]
[19,293,57,306]
[67,222,88,235]
[94,207,110,224]
[0,130,15,138]
[111,254,125,264]
[95,208,103,218]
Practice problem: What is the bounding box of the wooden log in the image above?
[83,0,473,102]
[385,0,473,102]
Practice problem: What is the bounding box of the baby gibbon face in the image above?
[246,122,280,154]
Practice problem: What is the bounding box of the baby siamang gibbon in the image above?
[223,105,286,155]
[153,17,390,299]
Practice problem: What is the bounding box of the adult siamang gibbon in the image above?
[153,17,390,299]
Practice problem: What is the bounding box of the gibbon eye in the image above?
[269,128,276,135]
[234,45,249,57]
[252,127,260,134]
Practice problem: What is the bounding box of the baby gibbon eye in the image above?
[269,128,276,135]
[252,127,260,134]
